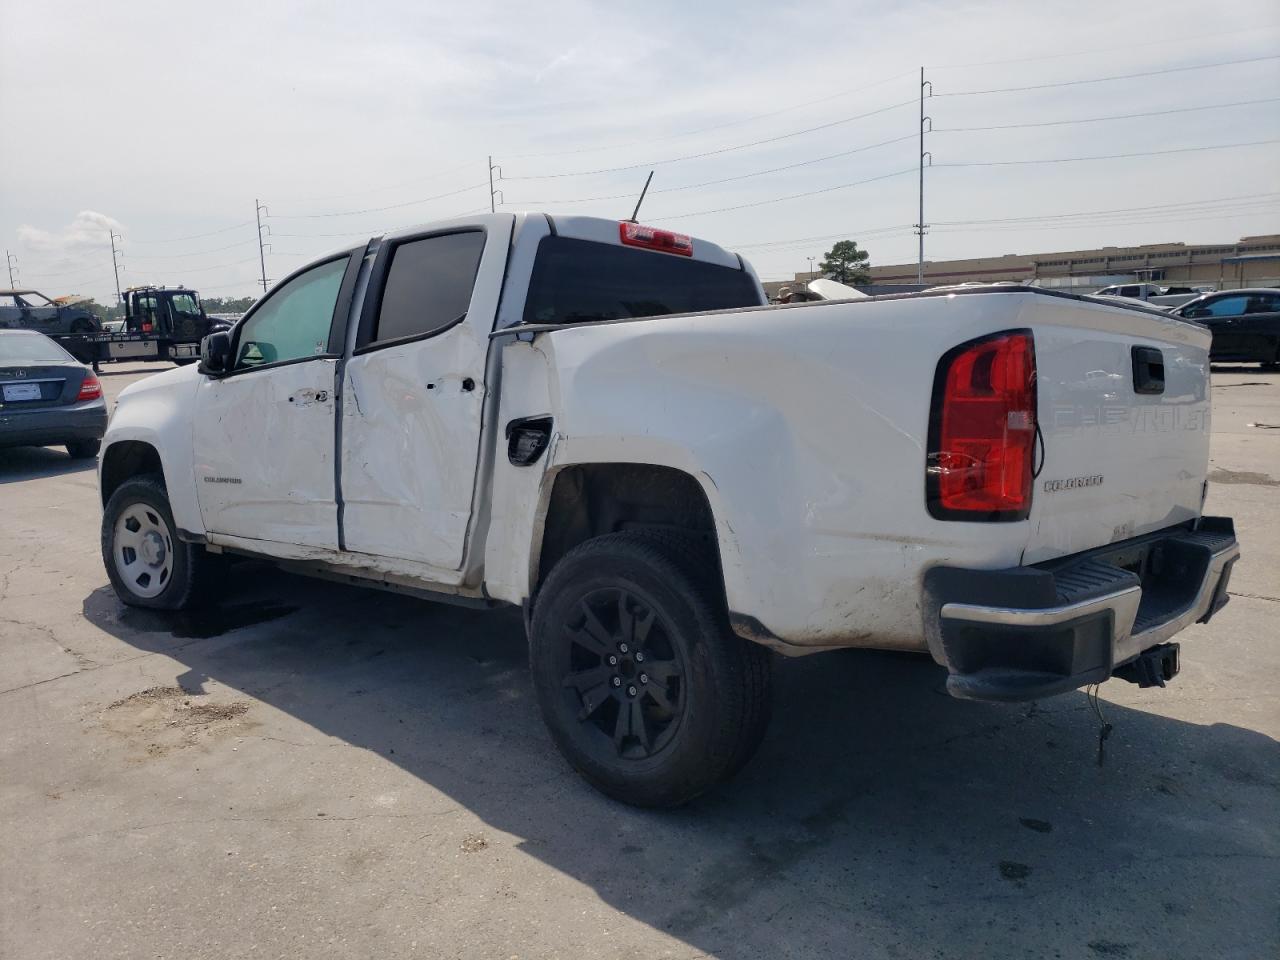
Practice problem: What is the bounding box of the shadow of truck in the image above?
[82,561,1280,959]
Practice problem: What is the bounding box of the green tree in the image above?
[819,240,871,285]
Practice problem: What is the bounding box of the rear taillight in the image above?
[926,330,1036,521]
[619,222,693,256]
[76,374,103,402]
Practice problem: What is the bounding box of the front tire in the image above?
[101,474,219,610]
[530,532,772,807]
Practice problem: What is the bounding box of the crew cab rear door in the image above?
[338,218,512,570]
[192,251,361,550]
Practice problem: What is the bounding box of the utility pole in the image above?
[255,199,271,292]
[109,232,124,305]
[915,67,933,285]
[807,256,816,281]
[4,250,17,289]
[488,157,503,213]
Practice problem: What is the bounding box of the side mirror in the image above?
[198,331,232,377]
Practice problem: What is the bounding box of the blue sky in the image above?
[1,0,1278,301]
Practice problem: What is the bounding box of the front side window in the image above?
[371,231,485,345]
[235,257,348,369]
[169,293,201,316]
[15,292,52,308]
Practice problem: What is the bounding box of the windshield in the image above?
[522,236,762,325]
[0,331,74,363]
[15,292,53,308]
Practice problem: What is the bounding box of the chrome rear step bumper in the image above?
[923,518,1239,702]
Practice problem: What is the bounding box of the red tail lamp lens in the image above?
[927,330,1036,521]
[76,374,103,401]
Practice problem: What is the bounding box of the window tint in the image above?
[1196,295,1251,318]
[1245,293,1280,314]
[235,257,348,369]
[373,231,485,344]
[522,236,762,326]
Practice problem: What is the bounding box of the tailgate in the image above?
[1023,297,1211,564]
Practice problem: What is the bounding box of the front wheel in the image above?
[530,532,772,807]
[101,474,220,610]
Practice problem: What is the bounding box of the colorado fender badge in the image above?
[1043,475,1104,493]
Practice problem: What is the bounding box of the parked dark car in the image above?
[1171,289,1280,368]
[0,329,107,459]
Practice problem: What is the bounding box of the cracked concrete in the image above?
[1,361,1277,960]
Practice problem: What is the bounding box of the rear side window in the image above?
[372,231,485,345]
[1195,295,1251,318]
[522,236,762,325]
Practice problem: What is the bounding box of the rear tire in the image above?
[101,474,220,610]
[530,532,772,807]
[66,439,101,459]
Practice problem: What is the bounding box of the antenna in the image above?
[628,171,655,223]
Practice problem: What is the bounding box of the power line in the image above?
[733,224,917,250]
[503,98,918,181]
[935,53,1280,97]
[126,237,259,260]
[269,182,489,219]
[933,192,1280,226]
[129,221,257,244]
[506,133,918,205]
[724,193,1280,252]
[152,255,260,275]
[648,167,917,222]
[928,27,1268,70]
[274,159,478,205]
[930,208,1280,234]
[934,97,1280,133]
[936,138,1280,167]
[502,69,918,160]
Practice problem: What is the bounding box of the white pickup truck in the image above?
[98,213,1239,806]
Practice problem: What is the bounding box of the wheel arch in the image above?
[101,439,165,506]
[531,462,727,600]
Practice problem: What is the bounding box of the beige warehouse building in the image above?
[769,233,1280,297]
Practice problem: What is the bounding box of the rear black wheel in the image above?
[66,438,101,459]
[530,532,772,807]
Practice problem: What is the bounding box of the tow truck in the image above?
[53,285,231,366]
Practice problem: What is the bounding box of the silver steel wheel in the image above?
[112,503,175,600]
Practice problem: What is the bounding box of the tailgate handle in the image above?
[1132,346,1165,395]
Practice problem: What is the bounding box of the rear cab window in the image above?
[366,231,486,347]
[522,236,762,326]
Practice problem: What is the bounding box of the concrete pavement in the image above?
[1,361,1276,960]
